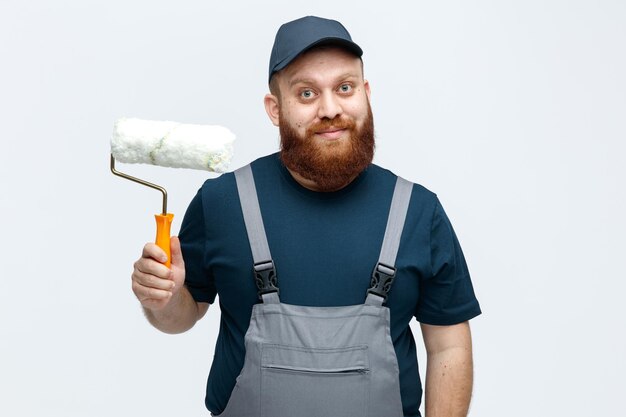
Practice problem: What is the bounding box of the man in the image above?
[131,16,481,417]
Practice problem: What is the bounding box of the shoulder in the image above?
[187,154,278,224]
[368,163,438,208]
[198,153,279,196]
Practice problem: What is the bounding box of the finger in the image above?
[170,236,185,268]
[134,257,171,279]
[141,242,168,263]
[132,281,172,302]
[140,298,169,311]
[132,270,176,291]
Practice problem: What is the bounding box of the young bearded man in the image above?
[131,16,481,417]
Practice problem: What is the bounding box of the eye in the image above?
[339,84,352,93]
[300,89,314,99]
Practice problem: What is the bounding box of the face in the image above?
[264,46,374,192]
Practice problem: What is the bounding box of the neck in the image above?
[285,167,357,192]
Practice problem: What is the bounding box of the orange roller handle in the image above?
[155,213,174,268]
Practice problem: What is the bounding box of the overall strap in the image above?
[234,164,279,304]
[366,176,414,306]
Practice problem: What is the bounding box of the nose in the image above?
[317,92,342,120]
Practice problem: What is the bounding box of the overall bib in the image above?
[213,165,413,417]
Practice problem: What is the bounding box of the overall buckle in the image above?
[254,260,279,300]
[367,262,396,302]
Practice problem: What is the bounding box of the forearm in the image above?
[424,345,474,417]
[143,285,201,334]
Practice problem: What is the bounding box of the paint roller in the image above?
[110,117,235,267]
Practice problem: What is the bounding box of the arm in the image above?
[132,236,209,334]
[420,321,474,417]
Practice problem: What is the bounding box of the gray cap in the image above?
[268,16,363,82]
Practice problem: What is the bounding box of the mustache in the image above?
[305,117,356,135]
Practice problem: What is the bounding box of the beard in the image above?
[279,104,375,192]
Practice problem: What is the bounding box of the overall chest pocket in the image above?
[261,344,370,417]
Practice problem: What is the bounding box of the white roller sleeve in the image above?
[111,117,235,172]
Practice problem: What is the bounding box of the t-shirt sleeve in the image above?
[178,188,217,304]
[415,197,481,325]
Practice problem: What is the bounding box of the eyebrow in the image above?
[288,72,360,88]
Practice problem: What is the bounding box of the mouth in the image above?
[314,128,347,140]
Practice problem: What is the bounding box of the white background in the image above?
[1,1,624,416]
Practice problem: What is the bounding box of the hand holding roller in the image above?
[110,117,235,267]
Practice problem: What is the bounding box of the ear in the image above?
[364,79,371,101]
[264,94,280,127]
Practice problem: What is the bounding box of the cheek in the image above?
[284,104,315,130]
[347,103,369,122]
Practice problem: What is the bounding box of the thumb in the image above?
[170,236,185,268]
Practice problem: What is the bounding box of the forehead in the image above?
[279,46,363,85]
